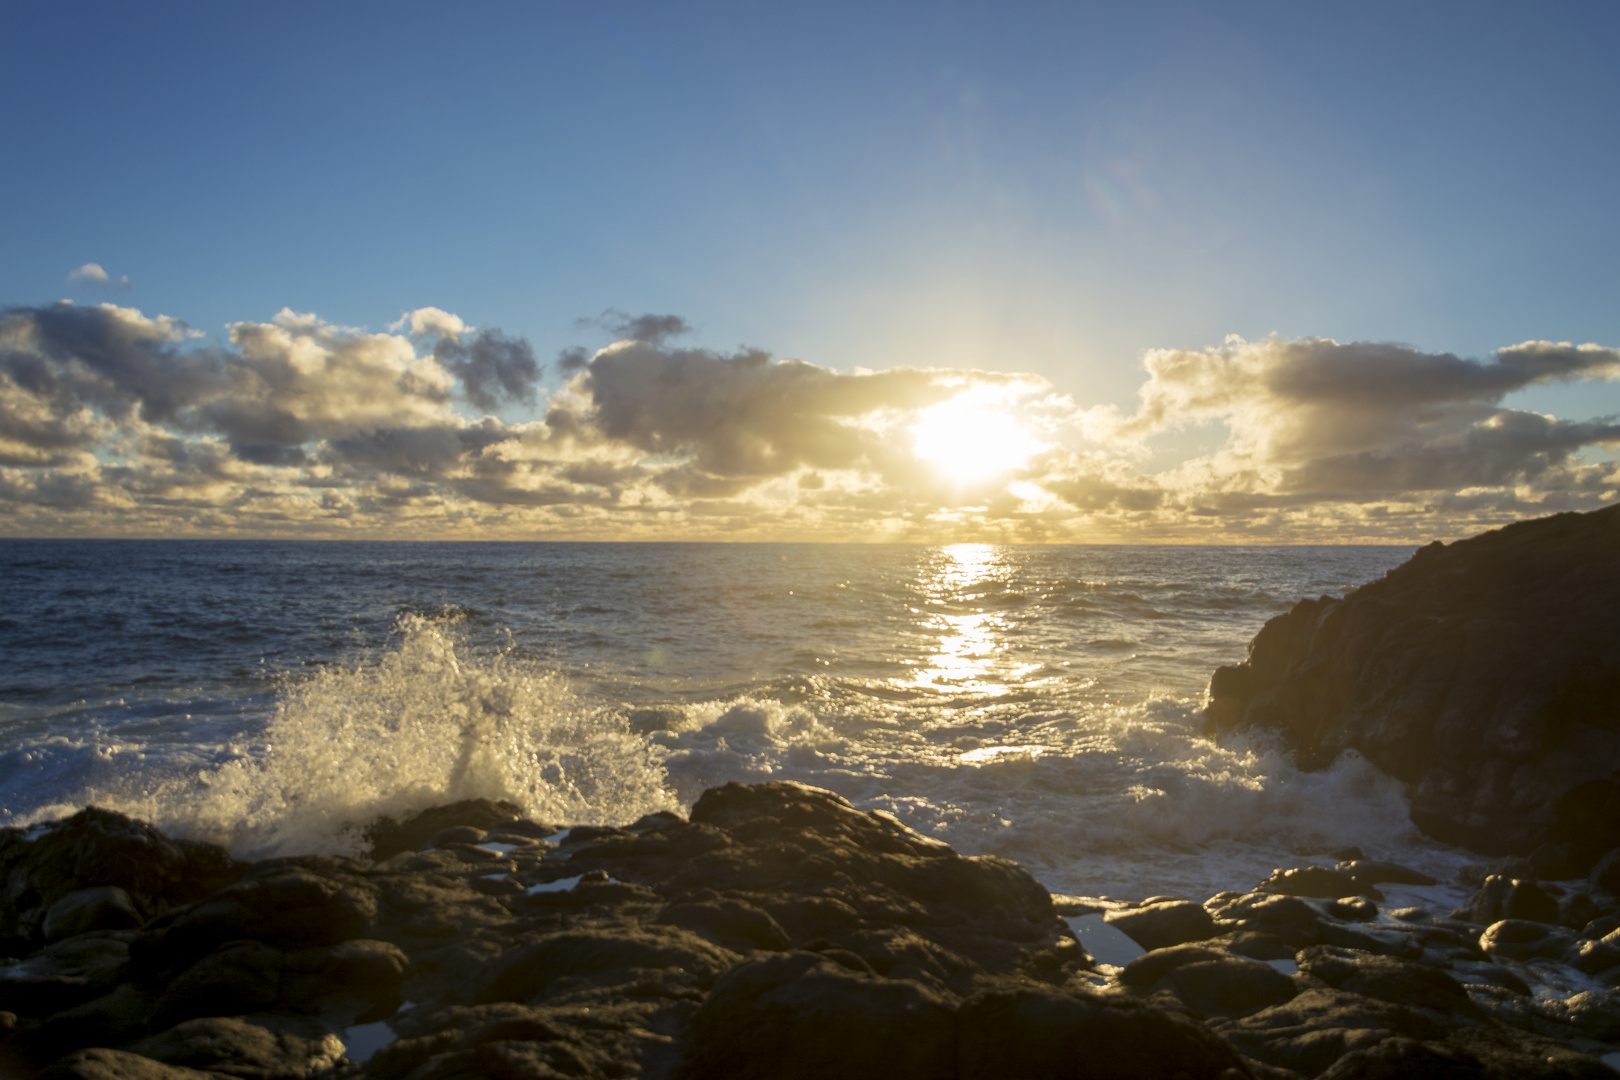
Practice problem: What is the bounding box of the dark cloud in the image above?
[1,302,221,426]
[433,329,543,412]
[566,341,974,479]
[581,310,693,345]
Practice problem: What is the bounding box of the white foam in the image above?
[47,617,677,859]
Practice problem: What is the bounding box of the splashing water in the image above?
[88,617,677,858]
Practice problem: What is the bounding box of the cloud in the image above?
[395,307,543,412]
[67,263,130,289]
[2,303,1617,541]
[1077,336,1620,501]
[578,310,693,345]
[432,330,542,413]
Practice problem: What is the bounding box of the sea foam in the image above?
[20,617,675,858]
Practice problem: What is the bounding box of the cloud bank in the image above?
[1,301,1616,541]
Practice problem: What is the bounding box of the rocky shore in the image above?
[4,784,1620,1080]
[1204,502,1620,861]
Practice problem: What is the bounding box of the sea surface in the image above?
[0,540,1480,906]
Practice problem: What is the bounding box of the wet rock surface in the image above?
[1204,503,1620,859]
[3,786,1620,1078]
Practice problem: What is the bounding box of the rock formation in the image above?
[1205,503,1620,861]
[5,788,1620,1079]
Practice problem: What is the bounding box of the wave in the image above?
[11,617,676,859]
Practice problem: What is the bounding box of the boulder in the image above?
[1457,875,1562,926]
[1334,860,1437,888]
[1204,504,1620,857]
[676,952,957,1080]
[153,864,379,962]
[363,799,533,861]
[0,808,238,945]
[955,982,1256,1080]
[42,1048,215,1080]
[1478,919,1579,963]
[43,887,143,942]
[1257,866,1383,902]
[130,1015,344,1079]
[1313,1037,1490,1080]
[1104,900,1218,951]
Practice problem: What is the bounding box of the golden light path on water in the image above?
[910,545,1049,770]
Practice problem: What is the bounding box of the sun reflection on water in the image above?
[910,543,1042,696]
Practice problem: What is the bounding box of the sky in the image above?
[2,1,1618,542]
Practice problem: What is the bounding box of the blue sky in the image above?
[2,2,1618,540]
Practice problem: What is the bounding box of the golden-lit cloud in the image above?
[1,304,1617,541]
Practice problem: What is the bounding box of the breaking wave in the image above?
[45,617,676,858]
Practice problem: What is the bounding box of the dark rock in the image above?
[1257,866,1383,901]
[427,826,486,848]
[1221,932,1299,961]
[1527,842,1584,881]
[1163,958,1299,1019]
[1210,987,1449,1077]
[1458,875,1562,926]
[676,952,956,1080]
[0,808,238,944]
[1105,900,1218,950]
[363,799,527,861]
[130,1015,344,1078]
[0,933,132,1016]
[1549,780,1620,875]
[43,887,143,942]
[1202,504,1620,856]
[42,1048,215,1080]
[1569,934,1620,978]
[1208,892,1320,927]
[33,982,156,1053]
[1329,897,1378,921]
[1557,889,1612,932]
[955,982,1255,1080]
[279,939,408,1016]
[154,865,378,962]
[1448,960,1533,996]
[1313,1036,1489,1080]
[1479,919,1579,962]
[152,940,283,1025]
[1119,945,1230,988]
[1334,860,1438,887]
[1591,847,1620,895]
[1564,988,1620,1040]
[373,999,692,1080]
[1296,946,1477,1018]
[1504,880,1562,924]
[477,927,738,1004]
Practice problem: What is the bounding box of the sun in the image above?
[911,392,1042,485]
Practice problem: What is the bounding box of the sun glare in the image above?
[911,393,1041,485]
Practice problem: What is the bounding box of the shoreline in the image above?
[5,786,1620,1080]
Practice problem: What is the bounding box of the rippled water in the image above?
[0,539,1476,902]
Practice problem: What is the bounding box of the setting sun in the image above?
[911,392,1042,485]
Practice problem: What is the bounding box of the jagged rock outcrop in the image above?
[1205,504,1620,859]
[9,791,1620,1078]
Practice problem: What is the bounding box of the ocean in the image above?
[0,539,1478,908]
